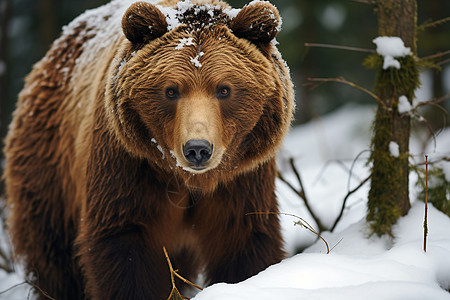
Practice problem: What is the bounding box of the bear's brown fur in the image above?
[3,0,294,299]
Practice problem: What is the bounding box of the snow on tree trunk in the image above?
[367,0,420,236]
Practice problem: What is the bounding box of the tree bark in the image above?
[367,0,419,236]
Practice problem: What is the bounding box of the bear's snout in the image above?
[183,139,213,169]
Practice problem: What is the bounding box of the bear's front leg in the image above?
[199,160,286,285]
[204,224,285,285]
[78,224,170,300]
[78,127,172,299]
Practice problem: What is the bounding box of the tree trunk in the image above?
[367,0,419,236]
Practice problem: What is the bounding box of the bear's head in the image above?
[106,0,294,193]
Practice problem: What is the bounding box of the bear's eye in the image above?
[217,86,231,99]
[165,87,179,99]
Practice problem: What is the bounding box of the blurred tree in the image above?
[0,0,11,194]
[39,0,59,51]
[416,0,450,132]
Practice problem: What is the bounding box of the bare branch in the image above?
[0,279,56,300]
[305,43,375,53]
[0,248,12,270]
[330,175,371,232]
[349,0,375,4]
[420,49,450,61]
[419,16,450,31]
[436,57,450,66]
[416,93,450,108]
[413,155,450,167]
[347,149,371,192]
[286,158,327,232]
[0,282,28,297]
[307,77,388,110]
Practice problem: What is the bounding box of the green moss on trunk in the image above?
[367,0,419,237]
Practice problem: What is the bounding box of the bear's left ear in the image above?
[122,2,168,44]
[230,2,281,44]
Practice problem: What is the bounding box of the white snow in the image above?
[373,36,412,70]
[151,138,165,159]
[190,52,204,68]
[398,95,413,114]
[175,37,194,50]
[389,141,400,157]
[158,0,227,31]
[157,5,181,31]
[382,55,402,69]
[224,8,240,19]
[194,203,450,300]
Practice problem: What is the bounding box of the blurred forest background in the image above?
[0,0,449,163]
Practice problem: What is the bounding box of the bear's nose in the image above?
[183,139,213,168]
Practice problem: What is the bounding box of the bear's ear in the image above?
[122,2,168,44]
[230,2,281,44]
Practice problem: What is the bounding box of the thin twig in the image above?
[278,158,327,232]
[420,116,438,151]
[330,175,371,232]
[349,0,375,4]
[307,77,388,110]
[330,238,344,252]
[0,248,13,272]
[347,149,371,192]
[173,270,203,291]
[247,212,330,254]
[415,93,450,108]
[327,150,372,232]
[163,246,183,300]
[420,16,450,30]
[436,57,450,66]
[163,246,202,300]
[413,155,450,167]
[0,262,12,273]
[0,281,28,296]
[423,155,429,253]
[305,43,375,53]
[420,49,450,61]
[163,246,176,288]
[0,280,56,300]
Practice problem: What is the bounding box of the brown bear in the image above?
[3,0,294,299]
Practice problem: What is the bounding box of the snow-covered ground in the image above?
[1,105,449,299]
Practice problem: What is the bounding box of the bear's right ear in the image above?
[122,2,168,44]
